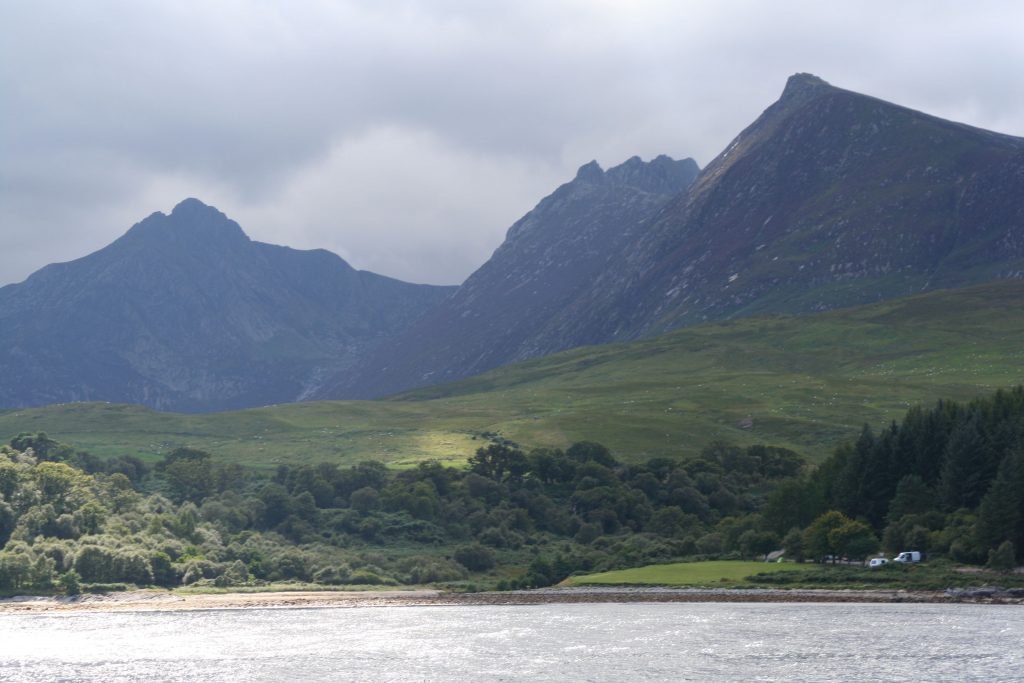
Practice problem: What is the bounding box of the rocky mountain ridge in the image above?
[567,73,1024,340]
[0,199,453,411]
[322,154,700,398]
[327,73,1024,399]
[6,73,1024,410]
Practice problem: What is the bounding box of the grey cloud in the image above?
[2,1,1023,286]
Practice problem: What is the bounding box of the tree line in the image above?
[0,433,803,592]
[765,386,1024,568]
[1,385,1021,593]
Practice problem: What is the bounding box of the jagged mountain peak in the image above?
[572,73,1024,342]
[574,160,604,182]
[331,73,1024,403]
[572,155,700,195]
[606,155,700,195]
[170,197,223,218]
[123,198,249,248]
[780,72,832,99]
[0,203,454,412]
[321,150,700,399]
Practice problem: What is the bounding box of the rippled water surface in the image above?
[1,602,1021,681]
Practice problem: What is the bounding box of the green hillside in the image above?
[1,280,1022,468]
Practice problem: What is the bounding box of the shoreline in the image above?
[1,586,1021,613]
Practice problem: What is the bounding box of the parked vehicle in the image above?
[893,551,922,564]
[868,558,889,568]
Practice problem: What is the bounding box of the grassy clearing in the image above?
[562,561,816,587]
[564,559,1024,591]
[1,280,1022,468]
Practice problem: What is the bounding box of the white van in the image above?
[893,551,922,563]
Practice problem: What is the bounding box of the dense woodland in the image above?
[0,386,1021,593]
[769,386,1024,568]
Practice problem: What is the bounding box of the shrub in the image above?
[312,564,351,585]
[349,569,397,585]
[453,544,496,572]
[58,570,81,596]
[987,541,1016,572]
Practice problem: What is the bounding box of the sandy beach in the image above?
[1,585,1021,613]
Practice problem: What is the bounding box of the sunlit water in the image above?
[0,603,1020,681]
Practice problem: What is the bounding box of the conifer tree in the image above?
[975,450,1024,558]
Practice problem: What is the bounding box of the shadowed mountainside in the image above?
[564,73,1024,341]
[326,155,699,398]
[0,199,454,411]
[327,74,1024,399]
[4,279,1022,467]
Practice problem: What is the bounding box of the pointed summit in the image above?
[168,198,244,239]
[0,202,454,411]
[769,73,836,113]
[125,198,249,247]
[560,73,1024,343]
[781,72,831,96]
[574,160,605,183]
[171,197,220,217]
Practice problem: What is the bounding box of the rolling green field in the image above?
[561,561,816,587]
[1,280,1022,468]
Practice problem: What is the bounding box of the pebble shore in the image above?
[1,585,1021,613]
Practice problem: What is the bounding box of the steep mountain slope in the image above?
[328,74,1024,400]
[0,199,453,411]
[563,73,1024,341]
[4,279,1024,467]
[328,155,699,398]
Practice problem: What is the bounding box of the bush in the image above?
[150,552,177,587]
[349,569,396,585]
[574,522,602,545]
[987,541,1016,572]
[58,570,81,596]
[83,583,129,593]
[74,545,118,583]
[349,487,380,513]
[313,564,352,585]
[695,532,724,556]
[399,558,466,584]
[453,544,496,572]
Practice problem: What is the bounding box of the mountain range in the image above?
[0,199,452,411]
[325,72,1024,398]
[2,73,1022,411]
[322,154,700,398]
[562,73,1024,337]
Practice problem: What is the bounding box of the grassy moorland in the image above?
[1,280,1022,468]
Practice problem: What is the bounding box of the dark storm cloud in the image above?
[2,1,1023,286]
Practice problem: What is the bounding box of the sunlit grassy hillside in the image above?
[1,280,1021,468]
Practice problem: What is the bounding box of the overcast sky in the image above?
[2,1,1023,286]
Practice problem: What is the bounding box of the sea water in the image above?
[0,602,1020,681]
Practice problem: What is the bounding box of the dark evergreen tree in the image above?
[975,450,1024,558]
[886,475,935,523]
[938,416,993,510]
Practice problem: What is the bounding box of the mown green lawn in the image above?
[562,561,816,587]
